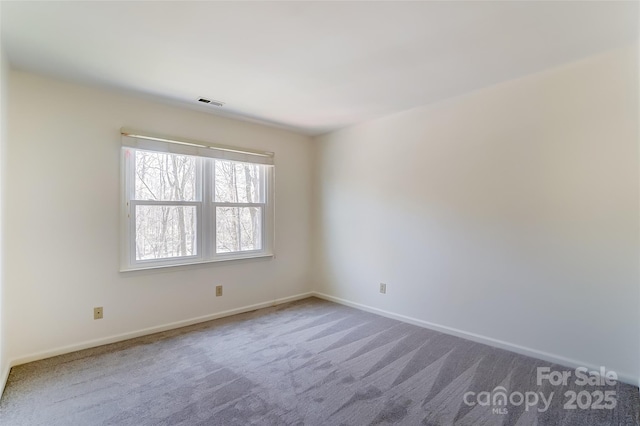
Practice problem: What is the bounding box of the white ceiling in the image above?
[2,1,638,135]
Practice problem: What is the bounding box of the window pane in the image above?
[214,160,263,203]
[134,150,196,201]
[136,205,197,260]
[216,207,262,253]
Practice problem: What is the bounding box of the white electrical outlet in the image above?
[379,283,387,294]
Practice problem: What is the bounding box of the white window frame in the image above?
[120,130,274,272]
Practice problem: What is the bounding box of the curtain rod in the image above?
[120,128,274,157]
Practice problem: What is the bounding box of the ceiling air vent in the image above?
[198,98,225,107]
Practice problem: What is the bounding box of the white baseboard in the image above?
[0,363,9,400]
[1,291,313,398]
[2,289,636,399]
[311,291,638,387]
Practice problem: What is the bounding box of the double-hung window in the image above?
[121,130,274,271]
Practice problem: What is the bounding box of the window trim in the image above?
[120,132,275,272]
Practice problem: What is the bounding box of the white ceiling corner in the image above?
[2,1,637,135]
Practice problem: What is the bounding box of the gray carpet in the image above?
[0,297,638,425]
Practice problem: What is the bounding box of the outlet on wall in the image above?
[94,307,103,320]
[379,283,387,294]
[216,285,223,297]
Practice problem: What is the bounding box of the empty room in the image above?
[0,1,638,425]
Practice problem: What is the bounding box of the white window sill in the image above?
[120,252,274,272]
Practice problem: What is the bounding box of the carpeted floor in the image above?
[0,297,638,425]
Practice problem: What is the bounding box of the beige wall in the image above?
[313,46,640,382]
[0,18,9,391]
[5,71,314,363]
